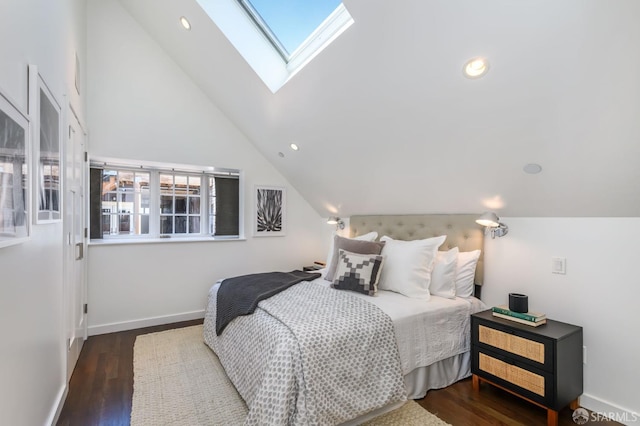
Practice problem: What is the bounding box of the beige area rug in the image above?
[131,325,450,426]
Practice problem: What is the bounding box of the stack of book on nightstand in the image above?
[491,305,547,327]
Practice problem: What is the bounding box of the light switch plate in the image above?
[552,257,566,274]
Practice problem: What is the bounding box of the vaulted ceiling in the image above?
[118,0,640,217]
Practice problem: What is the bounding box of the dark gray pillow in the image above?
[331,250,384,296]
[325,235,385,281]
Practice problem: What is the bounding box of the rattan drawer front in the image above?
[479,353,546,396]
[479,325,545,364]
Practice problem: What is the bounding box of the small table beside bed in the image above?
[203,214,487,425]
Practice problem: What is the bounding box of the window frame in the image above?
[100,168,152,237]
[235,0,352,66]
[158,172,205,236]
[89,158,243,244]
[236,0,291,61]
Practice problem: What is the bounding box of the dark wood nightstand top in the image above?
[303,265,323,272]
[472,309,582,340]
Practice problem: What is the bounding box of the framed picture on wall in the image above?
[0,86,31,248]
[28,65,62,224]
[254,185,286,237]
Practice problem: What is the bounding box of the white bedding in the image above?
[204,274,486,424]
[314,276,486,375]
[204,279,407,425]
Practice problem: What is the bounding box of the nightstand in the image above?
[303,262,325,272]
[303,265,323,272]
[471,310,583,426]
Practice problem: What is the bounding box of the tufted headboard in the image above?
[349,214,485,286]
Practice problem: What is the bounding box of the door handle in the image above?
[76,242,84,261]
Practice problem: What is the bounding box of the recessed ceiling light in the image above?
[278,152,285,158]
[463,57,489,79]
[289,143,299,151]
[180,16,191,30]
[523,163,542,174]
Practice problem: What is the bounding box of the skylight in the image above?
[237,0,342,61]
[196,0,354,92]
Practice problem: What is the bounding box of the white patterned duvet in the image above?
[203,279,407,426]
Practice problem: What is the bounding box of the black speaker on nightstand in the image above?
[509,293,528,313]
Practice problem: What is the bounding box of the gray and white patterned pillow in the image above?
[331,249,384,296]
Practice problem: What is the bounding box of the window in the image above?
[100,169,150,236]
[196,0,354,92]
[90,159,240,241]
[237,0,343,61]
[159,173,201,235]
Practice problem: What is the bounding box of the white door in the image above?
[63,106,87,381]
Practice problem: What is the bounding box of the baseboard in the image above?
[88,310,205,336]
[47,383,68,426]
[581,393,639,425]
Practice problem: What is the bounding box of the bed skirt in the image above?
[339,351,470,425]
[405,351,471,399]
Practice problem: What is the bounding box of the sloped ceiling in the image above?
[118,0,640,217]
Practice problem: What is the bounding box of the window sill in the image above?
[88,236,246,246]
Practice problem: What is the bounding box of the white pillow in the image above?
[455,250,481,297]
[377,235,446,300]
[323,231,378,277]
[430,247,459,299]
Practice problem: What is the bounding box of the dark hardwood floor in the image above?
[58,321,620,426]
[57,319,203,426]
[417,379,619,426]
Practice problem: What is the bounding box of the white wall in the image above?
[483,218,640,422]
[85,0,327,334]
[0,0,86,425]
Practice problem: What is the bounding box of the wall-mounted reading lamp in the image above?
[327,216,345,230]
[476,212,508,239]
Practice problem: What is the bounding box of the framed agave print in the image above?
[29,65,62,223]
[0,87,31,248]
[254,185,286,237]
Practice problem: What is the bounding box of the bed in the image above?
[347,214,486,400]
[203,214,487,425]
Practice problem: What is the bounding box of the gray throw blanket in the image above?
[216,270,321,335]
